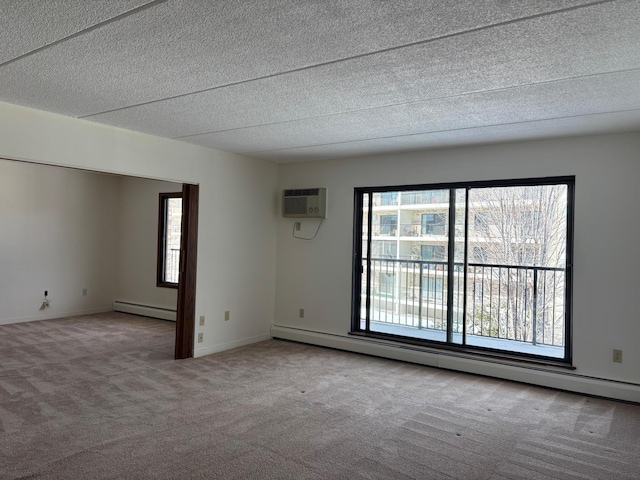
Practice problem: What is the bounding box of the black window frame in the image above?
[157,192,182,289]
[351,176,575,367]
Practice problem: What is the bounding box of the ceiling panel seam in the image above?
[0,0,170,69]
[240,107,640,155]
[79,0,617,120]
[173,67,640,140]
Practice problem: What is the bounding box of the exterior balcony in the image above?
[359,258,566,359]
[371,223,447,239]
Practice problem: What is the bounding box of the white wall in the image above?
[275,132,640,401]
[0,101,279,355]
[115,176,180,311]
[0,159,120,324]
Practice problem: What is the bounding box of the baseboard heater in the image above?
[270,325,640,403]
[112,301,176,322]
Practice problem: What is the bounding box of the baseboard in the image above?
[270,325,640,404]
[194,332,272,358]
[112,301,176,321]
[0,307,112,326]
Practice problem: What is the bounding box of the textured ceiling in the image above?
[1,0,639,162]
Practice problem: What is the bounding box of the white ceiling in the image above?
[1,0,639,162]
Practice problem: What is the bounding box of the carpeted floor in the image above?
[0,312,639,479]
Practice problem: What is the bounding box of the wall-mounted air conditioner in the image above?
[282,188,327,218]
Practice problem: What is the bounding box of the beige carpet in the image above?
[0,312,638,479]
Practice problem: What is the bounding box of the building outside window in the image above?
[421,245,445,261]
[421,213,446,235]
[379,214,397,236]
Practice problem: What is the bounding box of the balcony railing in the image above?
[372,194,398,207]
[371,224,398,236]
[371,223,448,237]
[362,258,566,349]
[399,191,449,205]
[398,223,447,237]
[370,191,449,207]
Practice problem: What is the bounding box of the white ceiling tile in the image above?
[0,0,598,116]
[0,0,638,161]
[249,110,640,162]
[0,0,155,64]
[84,0,640,140]
[181,70,640,154]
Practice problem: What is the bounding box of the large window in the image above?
[352,177,574,364]
[157,192,183,288]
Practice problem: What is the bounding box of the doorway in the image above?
[0,158,199,359]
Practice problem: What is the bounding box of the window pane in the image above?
[451,188,467,345]
[363,189,453,343]
[466,185,567,358]
[360,194,370,330]
[469,185,567,267]
[164,197,182,284]
[158,193,183,288]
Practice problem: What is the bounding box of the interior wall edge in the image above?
[0,155,190,186]
[194,332,272,358]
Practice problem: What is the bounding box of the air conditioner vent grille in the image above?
[282,187,326,218]
[284,188,319,197]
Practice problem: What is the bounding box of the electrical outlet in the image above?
[295,222,301,231]
[299,308,305,318]
[613,349,623,363]
[198,333,203,343]
[224,311,230,321]
[82,288,88,296]
[199,315,205,326]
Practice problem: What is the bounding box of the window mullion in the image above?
[446,189,456,344]
[365,192,373,332]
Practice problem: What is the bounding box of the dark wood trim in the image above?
[157,192,182,289]
[175,184,199,359]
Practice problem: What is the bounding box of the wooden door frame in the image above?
[175,183,199,359]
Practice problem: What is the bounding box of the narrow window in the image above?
[157,193,182,288]
[352,177,574,365]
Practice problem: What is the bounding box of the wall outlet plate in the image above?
[299,308,305,318]
[613,349,623,363]
[224,311,230,321]
[199,315,205,326]
[197,333,203,343]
